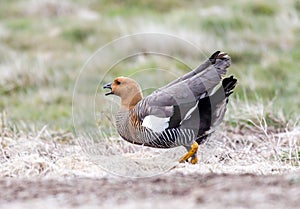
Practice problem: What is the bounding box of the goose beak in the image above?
[103,83,113,96]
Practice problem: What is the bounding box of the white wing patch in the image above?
[180,101,199,124]
[142,115,170,132]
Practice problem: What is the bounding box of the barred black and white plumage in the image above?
[104,51,237,164]
[116,110,196,148]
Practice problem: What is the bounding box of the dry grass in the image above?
[0,114,106,178]
[1,103,299,178]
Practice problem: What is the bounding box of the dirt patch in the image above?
[1,172,300,209]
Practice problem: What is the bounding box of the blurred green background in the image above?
[0,0,299,131]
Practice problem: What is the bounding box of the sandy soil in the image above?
[1,171,300,209]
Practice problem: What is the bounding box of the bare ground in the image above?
[1,171,300,209]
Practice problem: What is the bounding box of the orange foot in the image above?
[178,142,198,164]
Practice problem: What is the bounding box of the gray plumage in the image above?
[135,51,231,119]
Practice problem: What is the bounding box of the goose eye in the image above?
[116,80,121,85]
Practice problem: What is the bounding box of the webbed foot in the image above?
[178,142,198,164]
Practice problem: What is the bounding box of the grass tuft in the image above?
[201,16,247,36]
[296,0,300,12]
[246,2,277,16]
[61,26,95,43]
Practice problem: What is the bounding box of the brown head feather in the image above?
[111,77,143,110]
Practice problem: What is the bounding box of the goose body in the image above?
[104,51,237,164]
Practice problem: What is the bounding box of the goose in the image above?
[103,51,237,164]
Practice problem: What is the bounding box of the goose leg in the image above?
[179,142,198,164]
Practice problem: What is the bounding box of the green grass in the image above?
[201,16,248,36]
[0,0,299,132]
[246,2,277,16]
[95,0,186,16]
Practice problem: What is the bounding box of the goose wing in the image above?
[134,51,231,132]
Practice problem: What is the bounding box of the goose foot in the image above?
[179,142,198,164]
